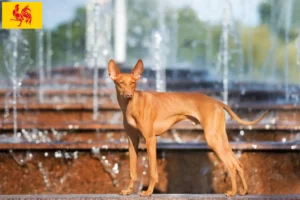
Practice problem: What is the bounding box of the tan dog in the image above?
[108,59,268,197]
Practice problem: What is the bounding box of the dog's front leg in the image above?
[120,127,139,195]
[140,135,158,197]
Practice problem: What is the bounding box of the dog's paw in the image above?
[120,189,131,195]
[239,189,248,196]
[225,190,237,197]
[140,190,152,197]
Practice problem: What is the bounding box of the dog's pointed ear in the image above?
[108,59,120,80]
[131,59,144,80]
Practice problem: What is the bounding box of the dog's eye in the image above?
[132,81,135,83]
[119,81,123,84]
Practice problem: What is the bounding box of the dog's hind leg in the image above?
[230,152,248,195]
[202,109,240,197]
[207,136,238,196]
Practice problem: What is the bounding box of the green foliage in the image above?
[258,1,272,25]
[175,7,207,64]
[241,25,299,83]
[126,0,158,65]
[51,7,86,67]
[275,41,299,83]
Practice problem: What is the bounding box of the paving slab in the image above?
[0,194,300,200]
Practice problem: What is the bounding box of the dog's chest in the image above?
[125,115,137,128]
[124,106,138,129]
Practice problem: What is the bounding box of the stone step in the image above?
[1,87,299,104]
[1,121,299,131]
[2,102,300,110]
[2,124,300,150]
[0,141,299,151]
[4,77,300,93]
[1,194,299,200]
[1,103,299,129]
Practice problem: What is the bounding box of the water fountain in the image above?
[261,0,278,81]
[46,31,52,80]
[36,29,45,103]
[284,0,294,101]
[296,34,300,84]
[204,1,212,69]
[5,31,19,139]
[217,1,230,105]
[92,147,119,187]
[3,30,31,139]
[217,0,244,105]
[151,0,169,92]
[86,0,112,120]
[66,22,73,66]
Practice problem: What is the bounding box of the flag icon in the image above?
[2,2,42,29]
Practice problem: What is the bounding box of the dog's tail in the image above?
[222,104,269,126]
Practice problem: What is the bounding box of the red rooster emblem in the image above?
[10,4,32,27]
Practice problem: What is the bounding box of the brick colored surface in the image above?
[0,151,299,195]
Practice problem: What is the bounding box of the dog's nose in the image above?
[125,94,133,98]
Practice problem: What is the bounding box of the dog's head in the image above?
[108,59,144,99]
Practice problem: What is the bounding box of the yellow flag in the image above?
[2,2,42,29]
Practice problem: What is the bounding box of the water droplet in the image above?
[73,151,79,159]
[252,144,257,149]
[265,124,270,129]
[28,153,33,158]
[241,88,246,95]
[54,151,62,158]
[17,132,22,138]
[271,118,276,124]
[282,138,286,143]
[103,49,109,56]
[64,152,72,159]
[112,163,119,174]
[291,145,297,150]
[91,147,100,154]
[239,130,245,136]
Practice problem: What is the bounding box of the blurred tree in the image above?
[51,7,86,67]
[126,0,158,65]
[20,7,86,68]
[175,6,206,64]
[0,0,10,76]
[241,25,299,83]
[258,1,272,25]
[258,0,299,40]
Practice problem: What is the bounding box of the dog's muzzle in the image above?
[124,93,133,99]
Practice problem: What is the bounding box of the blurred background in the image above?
[0,0,299,196]
[1,0,300,83]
